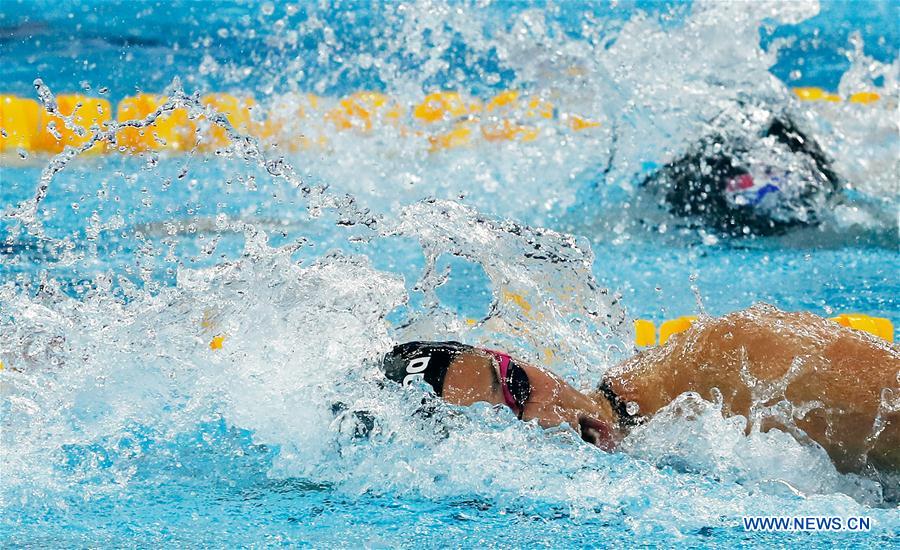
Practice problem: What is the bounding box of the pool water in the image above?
[1,0,898,546]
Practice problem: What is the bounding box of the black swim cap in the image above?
[381,341,471,396]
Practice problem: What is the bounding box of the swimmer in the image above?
[381,304,899,479]
[640,102,841,235]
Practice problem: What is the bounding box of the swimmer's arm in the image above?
[600,305,898,421]
[441,353,506,408]
[598,304,900,472]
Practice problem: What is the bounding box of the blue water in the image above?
[2,1,899,547]
[1,0,897,98]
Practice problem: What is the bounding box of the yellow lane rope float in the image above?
[1,87,884,157]
[0,87,886,157]
[633,313,894,347]
[481,90,552,143]
[34,95,112,154]
[0,95,40,152]
[8,86,878,157]
[490,293,895,349]
[198,293,894,352]
[116,93,195,152]
[412,91,483,152]
[198,309,894,353]
[326,91,403,132]
[0,311,892,371]
[792,87,882,104]
[0,308,893,371]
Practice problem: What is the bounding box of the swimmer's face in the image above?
[441,350,620,450]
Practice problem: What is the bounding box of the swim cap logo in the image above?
[402,356,431,386]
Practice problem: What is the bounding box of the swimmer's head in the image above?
[380,341,424,387]
[380,341,470,396]
[640,105,840,235]
[381,341,621,450]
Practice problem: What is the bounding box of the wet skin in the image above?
[604,304,899,474]
[437,304,900,475]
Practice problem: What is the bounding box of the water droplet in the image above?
[701,233,719,246]
[46,121,62,140]
[215,213,228,229]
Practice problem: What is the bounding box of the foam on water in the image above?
[221,0,896,234]
[2,273,897,544]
